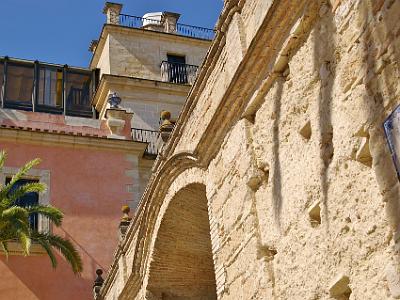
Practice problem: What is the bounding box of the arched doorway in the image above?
[146,183,217,299]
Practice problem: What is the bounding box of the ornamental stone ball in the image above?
[160,110,171,121]
[121,205,132,222]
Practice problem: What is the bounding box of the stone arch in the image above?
[145,182,217,300]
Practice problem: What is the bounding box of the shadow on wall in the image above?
[59,226,106,274]
[0,226,106,300]
[270,2,337,230]
[313,2,337,230]
[357,0,400,269]
[0,251,91,300]
[271,77,284,230]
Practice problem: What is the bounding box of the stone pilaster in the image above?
[162,12,181,34]
[103,2,123,25]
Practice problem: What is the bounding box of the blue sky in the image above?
[0,0,223,68]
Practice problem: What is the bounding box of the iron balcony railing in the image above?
[119,14,215,40]
[132,128,159,157]
[160,61,199,85]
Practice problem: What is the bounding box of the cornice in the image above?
[0,127,147,154]
[92,74,191,118]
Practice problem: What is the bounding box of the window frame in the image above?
[35,64,64,114]
[65,69,94,117]
[3,61,35,110]
[0,167,50,234]
[0,61,4,107]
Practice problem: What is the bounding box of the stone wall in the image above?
[93,26,211,82]
[99,0,400,299]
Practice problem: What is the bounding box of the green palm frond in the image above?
[31,232,83,274]
[2,206,29,222]
[0,151,83,274]
[34,237,57,269]
[0,158,41,200]
[0,151,6,173]
[0,151,6,191]
[25,205,63,226]
[17,230,31,255]
[1,241,9,259]
[2,182,46,209]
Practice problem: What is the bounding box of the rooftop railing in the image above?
[160,61,199,85]
[118,14,215,41]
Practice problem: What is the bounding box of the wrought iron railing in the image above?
[176,23,215,40]
[132,128,159,156]
[160,61,199,84]
[119,14,215,41]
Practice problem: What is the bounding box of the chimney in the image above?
[103,2,123,25]
[162,12,181,33]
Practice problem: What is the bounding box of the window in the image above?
[167,54,186,65]
[65,71,93,116]
[5,63,34,106]
[0,62,4,104]
[166,55,188,84]
[6,177,39,231]
[38,67,63,109]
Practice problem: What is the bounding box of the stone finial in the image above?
[119,205,132,241]
[93,269,104,299]
[162,12,181,33]
[159,110,175,142]
[89,40,99,53]
[121,205,131,222]
[103,2,123,25]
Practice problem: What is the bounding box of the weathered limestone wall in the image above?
[100,0,400,299]
[203,0,400,298]
[97,35,111,77]
[93,26,211,81]
[109,31,209,80]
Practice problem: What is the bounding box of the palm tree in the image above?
[0,150,83,274]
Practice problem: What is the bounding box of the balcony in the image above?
[119,14,215,41]
[160,61,199,85]
[0,57,98,118]
[131,128,159,157]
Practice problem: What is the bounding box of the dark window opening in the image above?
[166,55,188,84]
[6,177,39,231]
[167,54,186,65]
[5,63,34,109]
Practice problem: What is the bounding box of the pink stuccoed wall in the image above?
[0,141,134,300]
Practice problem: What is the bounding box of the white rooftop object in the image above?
[142,12,163,27]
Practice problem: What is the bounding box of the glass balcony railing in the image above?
[0,57,98,118]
